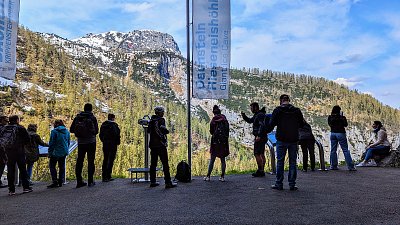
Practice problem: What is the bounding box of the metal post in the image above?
[316,140,328,171]
[186,0,192,179]
[144,127,150,180]
[267,140,276,174]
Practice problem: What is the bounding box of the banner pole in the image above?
[186,0,192,179]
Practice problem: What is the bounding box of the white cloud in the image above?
[121,2,155,13]
[333,77,363,87]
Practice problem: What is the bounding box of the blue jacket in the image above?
[48,126,71,158]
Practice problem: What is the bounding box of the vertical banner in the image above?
[192,0,231,99]
[0,0,20,82]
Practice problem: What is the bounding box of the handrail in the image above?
[266,139,276,174]
[315,139,328,171]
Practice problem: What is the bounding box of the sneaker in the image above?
[252,171,265,177]
[8,191,16,196]
[301,169,307,172]
[271,184,283,190]
[108,178,115,182]
[290,186,298,191]
[150,182,160,187]
[47,183,59,189]
[349,167,357,171]
[88,182,96,187]
[102,179,110,182]
[23,188,33,193]
[219,177,225,182]
[366,161,377,167]
[330,167,339,170]
[356,161,366,167]
[203,176,210,181]
[76,182,87,188]
[29,181,34,186]
[165,183,177,189]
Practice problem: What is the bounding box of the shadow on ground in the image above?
[1,167,399,225]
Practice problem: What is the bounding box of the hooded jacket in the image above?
[100,120,121,146]
[328,114,348,133]
[266,104,305,143]
[242,107,267,137]
[48,125,71,158]
[149,115,169,149]
[25,130,49,163]
[70,111,99,144]
[209,114,230,158]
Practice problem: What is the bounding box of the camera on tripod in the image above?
[138,115,151,127]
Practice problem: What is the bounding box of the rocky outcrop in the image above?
[380,146,400,167]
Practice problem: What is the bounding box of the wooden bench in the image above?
[127,168,160,183]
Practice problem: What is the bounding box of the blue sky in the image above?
[20,0,400,108]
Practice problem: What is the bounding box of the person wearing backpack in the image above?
[2,115,32,195]
[149,106,176,189]
[25,124,49,185]
[298,120,316,172]
[0,115,9,188]
[99,113,121,182]
[47,120,70,188]
[204,105,229,182]
[70,103,99,188]
[241,102,267,177]
[265,95,305,191]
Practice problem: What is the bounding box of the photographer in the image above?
[328,105,356,171]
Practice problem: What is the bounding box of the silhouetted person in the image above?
[3,115,32,195]
[100,113,121,182]
[70,103,99,188]
[25,124,49,185]
[298,120,316,172]
[266,95,305,191]
[328,105,355,171]
[47,120,70,188]
[149,106,176,189]
[204,105,230,182]
[241,102,267,177]
[0,115,8,188]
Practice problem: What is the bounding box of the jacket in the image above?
[4,124,30,156]
[242,107,267,137]
[266,104,305,143]
[149,115,169,149]
[48,126,71,158]
[70,111,98,144]
[25,131,49,163]
[100,120,121,146]
[209,114,230,158]
[298,122,315,141]
[328,114,348,133]
[369,127,391,148]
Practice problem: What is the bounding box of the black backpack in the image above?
[212,120,229,144]
[175,160,191,183]
[0,125,18,151]
[74,115,95,138]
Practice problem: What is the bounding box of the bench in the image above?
[127,168,160,183]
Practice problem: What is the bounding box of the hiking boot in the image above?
[76,182,87,188]
[23,188,33,193]
[252,171,265,177]
[348,167,357,171]
[165,183,177,189]
[47,182,59,189]
[108,178,115,182]
[290,186,298,191]
[8,191,16,196]
[102,179,110,182]
[203,176,210,181]
[219,177,225,182]
[329,167,339,170]
[271,184,283,190]
[58,179,63,187]
[88,182,96,187]
[150,182,160,187]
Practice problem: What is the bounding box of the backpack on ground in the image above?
[212,120,229,144]
[0,125,18,151]
[175,160,191,183]
[74,115,95,138]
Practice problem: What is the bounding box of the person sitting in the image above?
[357,121,391,167]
